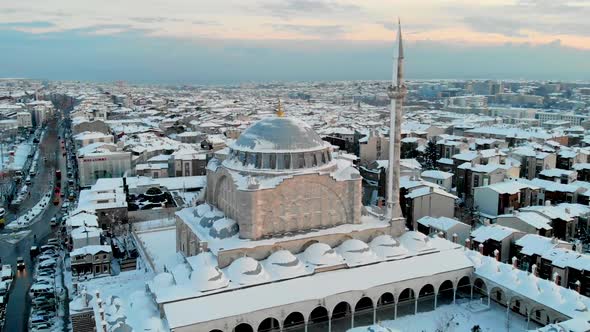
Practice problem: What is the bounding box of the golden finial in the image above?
[276,98,285,117]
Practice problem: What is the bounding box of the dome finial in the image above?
[276,98,285,117]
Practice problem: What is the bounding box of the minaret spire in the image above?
[276,98,285,117]
[385,18,407,235]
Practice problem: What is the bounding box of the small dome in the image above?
[304,243,344,266]
[264,250,307,279]
[190,265,229,292]
[370,235,409,259]
[233,117,326,153]
[399,231,432,253]
[337,239,379,266]
[194,203,212,217]
[227,257,271,285]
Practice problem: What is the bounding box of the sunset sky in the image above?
[2,0,589,83]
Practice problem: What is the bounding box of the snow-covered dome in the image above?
[303,243,344,267]
[190,265,229,292]
[153,272,175,288]
[370,235,409,259]
[264,250,308,278]
[337,239,379,266]
[399,231,433,253]
[194,203,212,217]
[233,117,326,152]
[227,257,271,285]
[224,117,333,172]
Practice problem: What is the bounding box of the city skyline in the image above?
[2,0,590,83]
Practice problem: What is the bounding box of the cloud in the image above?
[271,23,348,37]
[462,17,527,38]
[263,0,362,18]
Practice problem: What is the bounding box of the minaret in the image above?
[386,19,407,235]
[276,99,285,117]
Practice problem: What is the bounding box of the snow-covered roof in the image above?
[421,170,453,180]
[498,211,552,230]
[163,246,473,329]
[70,245,112,257]
[539,168,575,178]
[405,186,457,200]
[417,216,464,231]
[478,181,538,194]
[515,234,565,256]
[471,224,520,242]
[542,248,590,271]
[467,251,590,321]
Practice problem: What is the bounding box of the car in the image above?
[49,217,57,227]
[46,238,59,246]
[16,257,25,270]
[30,246,39,258]
[40,245,57,252]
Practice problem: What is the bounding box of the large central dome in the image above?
[224,116,333,172]
[233,117,326,153]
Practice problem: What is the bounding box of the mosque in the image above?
[148,23,589,332]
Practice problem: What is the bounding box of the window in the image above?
[296,153,305,169]
[312,153,318,167]
[269,153,276,169]
[262,153,271,169]
[95,265,100,274]
[284,154,291,169]
[238,151,246,165]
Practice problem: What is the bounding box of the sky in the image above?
[1,0,590,84]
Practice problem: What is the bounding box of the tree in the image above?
[420,139,439,170]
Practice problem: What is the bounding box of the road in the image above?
[0,115,67,332]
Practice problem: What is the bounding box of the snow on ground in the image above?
[349,301,540,332]
[6,191,52,229]
[136,226,182,272]
[0,230,31,244]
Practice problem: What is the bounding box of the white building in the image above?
[77,143,132,187]
[16,111,32,128]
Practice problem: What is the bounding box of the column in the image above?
[414,298,418,315]
[304,322,308,332]
[487,294,491,308]
[373,306,377,324]
[453,288,456,304]
[351,311,354,328]
[470,285,473,300]
[526,310,530,329]
[434,293,438,309]
[328,317,332,332]
[394,302,398,320]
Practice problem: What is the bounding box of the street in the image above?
[0,115,67,332]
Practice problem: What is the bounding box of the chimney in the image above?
[545,200,552,206]
[494,249,500,261]
[478,243,484,255]
[452,233,458,243]
[465,238,471,250]
[512,256,518,269]
[532,264,539,277]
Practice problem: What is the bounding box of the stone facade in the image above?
[206,167,362,240]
